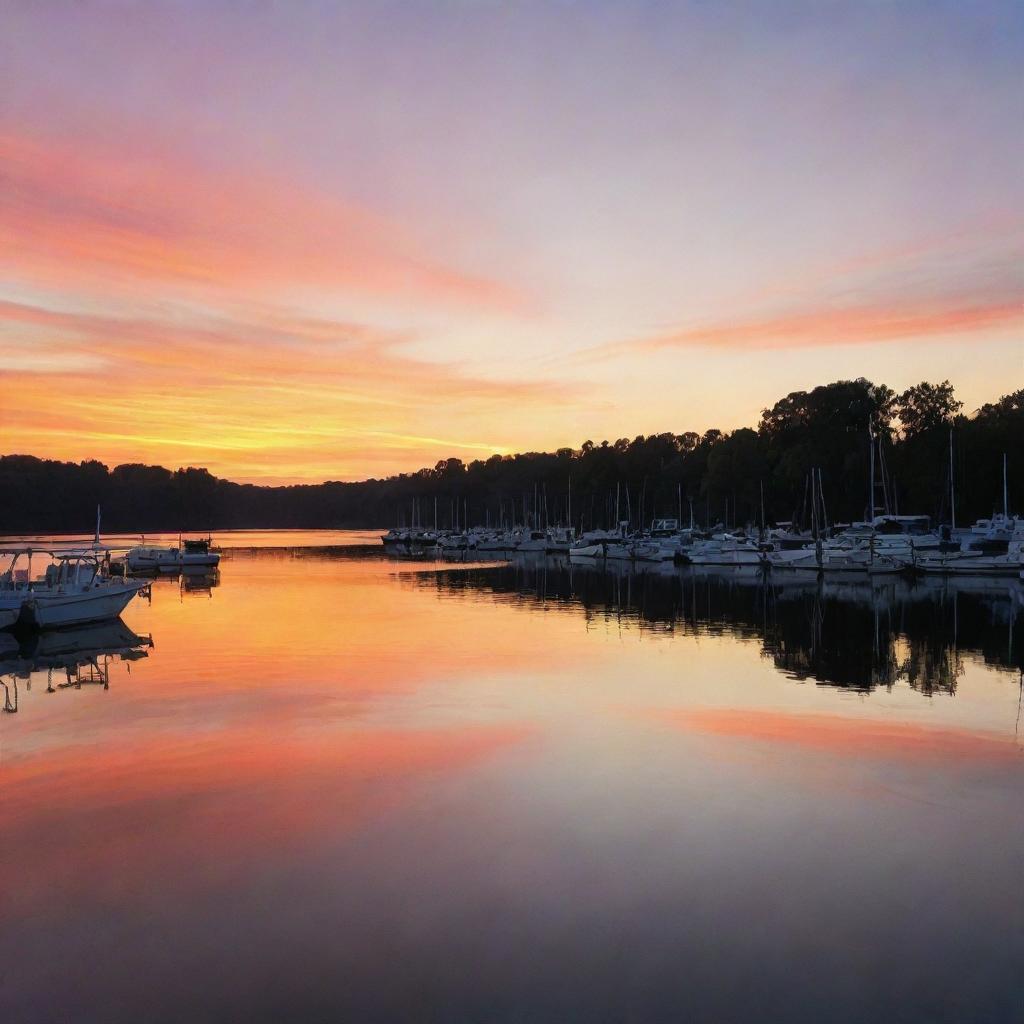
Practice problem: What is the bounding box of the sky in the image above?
[1,0,1022,484]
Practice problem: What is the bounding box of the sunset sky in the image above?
[2,1,1022,484]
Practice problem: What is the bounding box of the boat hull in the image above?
[129,553,220,573]
[917,557,1023,577]
[20,582,148,629]
[569,544,605,559]
[687,550,764,566]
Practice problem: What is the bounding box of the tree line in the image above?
[1,378,1021,536]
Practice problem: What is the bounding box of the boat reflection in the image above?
[412,558,1024,695]
[143,566,222,599]
[181,566,221,596]
[0,619,153,712]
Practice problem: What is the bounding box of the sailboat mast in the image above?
[868,427,875,521]
[949,429,956,530]
[1004,452,1008,518]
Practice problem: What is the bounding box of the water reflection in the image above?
[181,566,221,595]
[410,558,1024,695]
[1,546,1023,1023]
[0,619,152,712]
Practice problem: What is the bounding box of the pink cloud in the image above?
[589,300,1024,359]
[0,131,526,311]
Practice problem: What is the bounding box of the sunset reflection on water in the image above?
[2,544,1022,1022]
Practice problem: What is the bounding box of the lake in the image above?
[2,533,1023,1022]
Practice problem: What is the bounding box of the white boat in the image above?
[634,520,688,562]
[545,526,577,554]
[126,537,220,574]
[513,529,549,553]
[604,539,639,560]
[917,540,1024,577]
[836,515,942,558]
[0,548,150,629]
[475,531,514,552]
[917,515,1024,576]
[126,545,181,573]
[685,534,763,567]
[380,527,436,548]
[569,522,632,561]
[569,542,605,560]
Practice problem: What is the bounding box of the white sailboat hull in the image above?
[917,555,1023,577]
[687,549,763,566]
[603,543,635,560]
[569,544,605,560]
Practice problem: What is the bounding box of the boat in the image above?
[513,529,549,553]
[569,523,630,561]
[569,542,605,560]
[684,534,764,567]
[0,548,150,629]
[438,532,471,552]
[126,536,221,574]
[917,536,1024,577]
[380,527,437,548]
[633,519,688,562]
[544,526,577,554]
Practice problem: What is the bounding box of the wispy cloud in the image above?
[0,297,579,481]
[569,224,1024,362]
[0,131,527,312]
[597,300,1023,358]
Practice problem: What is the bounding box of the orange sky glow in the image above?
[1,3,1021,483]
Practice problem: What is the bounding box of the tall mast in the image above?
[949,429,956,530]
[1003,452,1009,518]
[868,427,875,521]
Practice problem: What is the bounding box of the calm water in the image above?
[2,534,1023,1022]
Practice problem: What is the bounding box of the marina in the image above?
[380,511,1024,579]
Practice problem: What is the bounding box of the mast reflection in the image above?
[413,559,1024,695]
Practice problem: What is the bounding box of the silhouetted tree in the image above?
[1,379,1020,535]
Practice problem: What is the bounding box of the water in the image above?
[2,534,1023,1022]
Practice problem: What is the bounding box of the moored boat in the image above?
[0,548,150,629]
[126,536,221,574]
